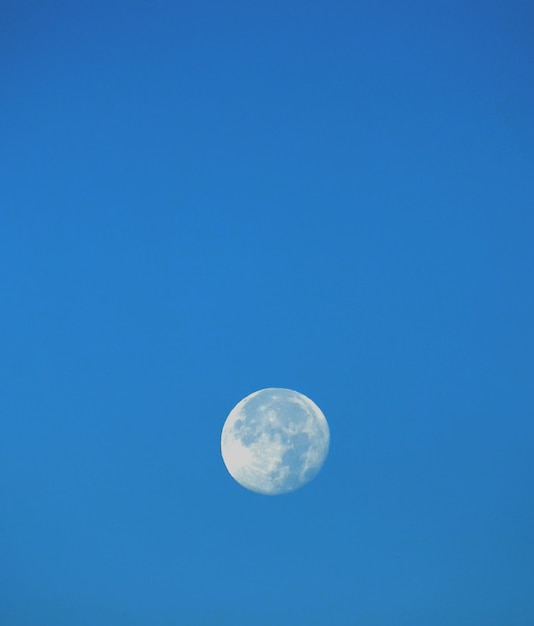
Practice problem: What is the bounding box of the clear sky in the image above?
[1,1,533,624]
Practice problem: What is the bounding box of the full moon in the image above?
[221,388,330,495]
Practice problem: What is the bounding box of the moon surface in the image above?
[221,388,330,495]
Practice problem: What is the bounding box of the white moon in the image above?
[221,388,330,495]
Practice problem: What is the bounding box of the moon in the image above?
[221,388,330,495]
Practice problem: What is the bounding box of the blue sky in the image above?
[1,1,533,624]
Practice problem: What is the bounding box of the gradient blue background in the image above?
[1,1,533,624]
